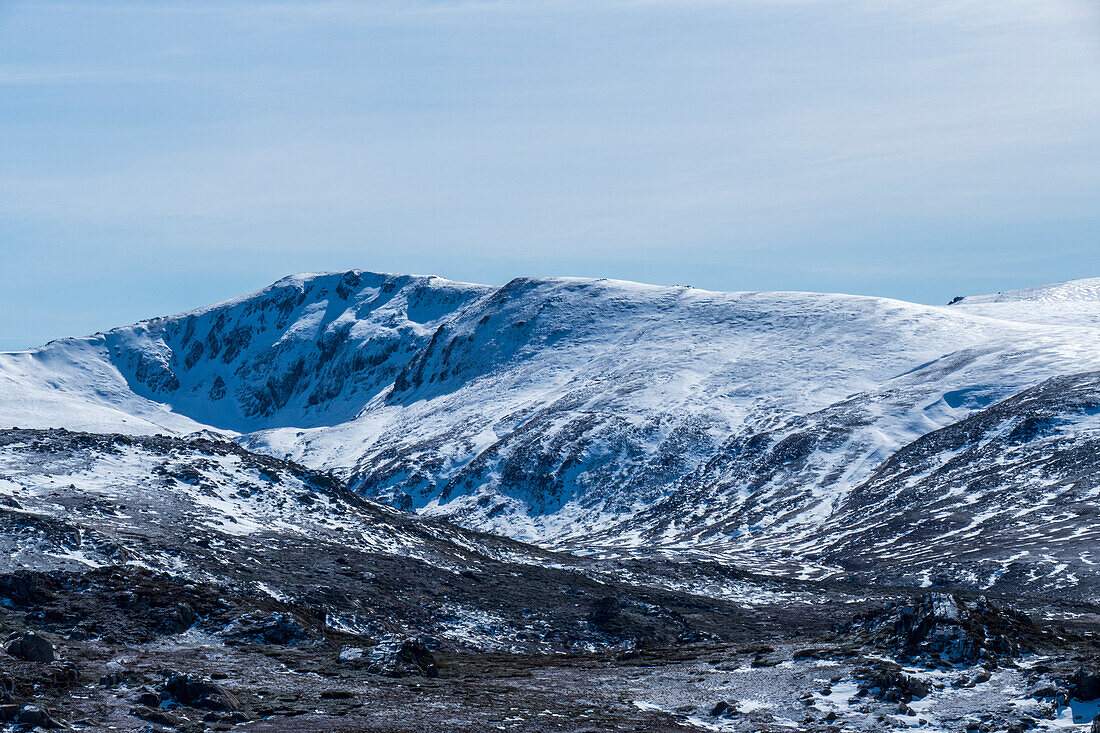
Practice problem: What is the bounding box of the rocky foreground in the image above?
[2,564,1100,731]
[1,432,1100,731]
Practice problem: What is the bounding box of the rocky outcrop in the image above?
[4,631,55,663]
[222,611,307,646]
[854,593,1033,664]
[364,636,438,678]
[162,673,240,711]
[1068,665,1100,701]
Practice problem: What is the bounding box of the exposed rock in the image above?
[16,703,61,729]
[0,573,46,606]
[136,688,161,708]
[1031,685,1066,702]
[165,602,196,634]
[222,611,306,646]
[162,674,240,711]
[854,662,930,704]
[854,593,1032,664]
[5,631,55,663]
[365,636,438,678]
[1069,665,1100,701]
[132,705,181,727]
[710,700,738,717]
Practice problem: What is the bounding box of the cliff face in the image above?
[102,271,493,430]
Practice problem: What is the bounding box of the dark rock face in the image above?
[222,611,307,646]
[15,703,61,729]
[710,700,738,717]
[135,689,161,708]
[165,602,196,634]
[364,636,439,678]
[1069,665,1100,701]
[0,573,46,606]
[162,674,240,711]
[4,631,55,663]
[854,662,930,703]
[0,703,61,729]
[855,593,1032,664]
[105,271,491,431]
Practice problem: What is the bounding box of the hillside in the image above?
[4,272,1100,596]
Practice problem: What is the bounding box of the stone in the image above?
[162,674,240,711]
[223,611,306,646]
[166,603,196,634]
[854,593,1033,665]
[5,631,55,663]
[17,704,61,729]
[136,689,161,708]
[338,646,364,662]
[365,636,438,678]
[710,701,737,717]
[0,573,43,606]
[1071,665,1100,701]
[133,705,181,727]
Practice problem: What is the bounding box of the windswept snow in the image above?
[5,271,1100,594]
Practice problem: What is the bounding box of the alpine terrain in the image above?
[3,271,1100,732]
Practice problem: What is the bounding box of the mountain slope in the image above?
[0,427,845,657]
[5,271,1100,595]
[815,370,1100,592]
[0,271,491,434]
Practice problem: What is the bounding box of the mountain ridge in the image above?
[5,270,1100,596]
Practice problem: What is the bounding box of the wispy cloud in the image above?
[0,0,1097,343]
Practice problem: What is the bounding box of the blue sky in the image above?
[1,0,1098,349]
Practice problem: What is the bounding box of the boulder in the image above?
[162,674,240,711]
[5,631,55,663]
[223,611,306,646]
[1070,665,1100,701]
[165,603,196,634]
[132,705,181,727]
[854,663,930,703]
[136,688,161,708]
[16,704,61,729]
[0,574,44,606]
[853,593,1033,664]
[365,636,438,678]
[710,700,738,717]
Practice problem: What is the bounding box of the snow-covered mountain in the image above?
[5,427,831,665]
[5,271,1100,595]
